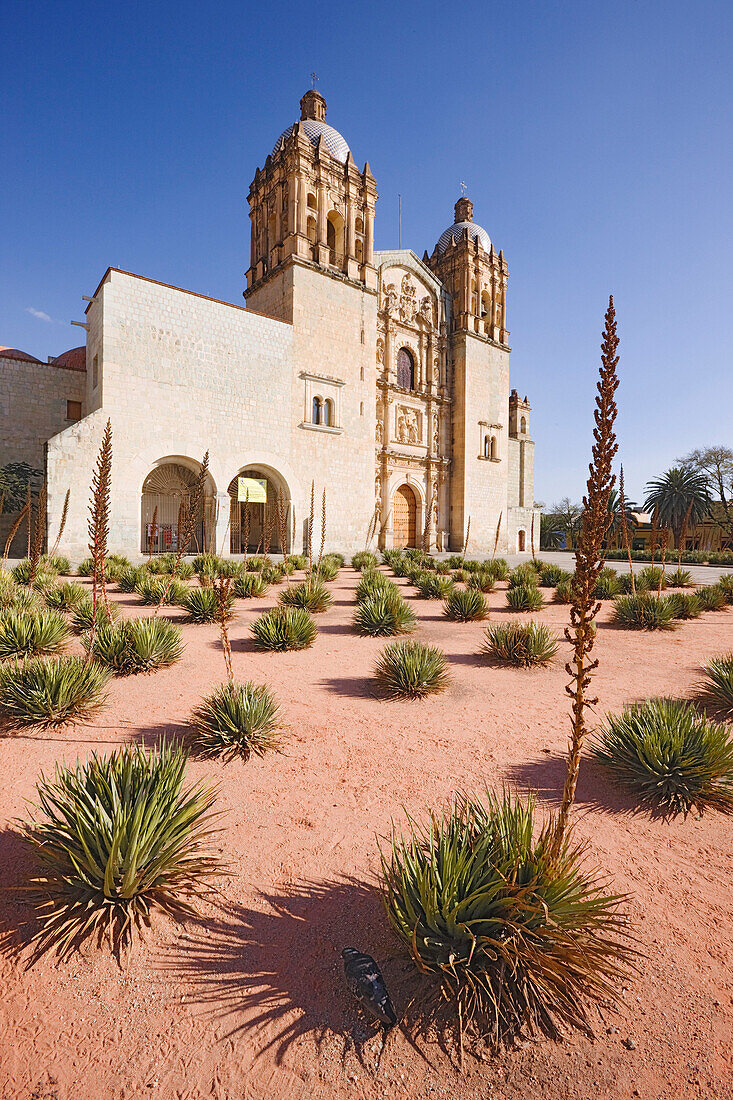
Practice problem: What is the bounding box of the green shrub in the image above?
[404,548,426,563]
[104,556,130,583]
[434,560,452,575]
[538,563,568,587]
[351,551,378,572]
[244,556,272,572]
[21,742,220,955]
[135,574,188,606]
[452,568,469,583]
[446,555,464,570]
[355,569,394,603]
[76,557,94,576]
[324,552,345,568]
[718,574,733,604]
[594,568,622,600]
[118,565,144,593]
[353,591,417,637]
[508,564,539,589]
[262,563,286,585]
[190,681,282,760]
[415,573,455,600]
[0,655,110,729]
[444,587,489,622]
[593,698,733,818]
[312,558,339,582]
[9,587,43,614]
[279,577,332,612]
[44,581,86,612]
[0,570,17,611]
[251,606,317,651]
[483,621,559,666]
[667,592,702,620]
[192,553,224,576]
[232,572,269,599]
[12,558,54,584]
[697,585,728,612]
[667,568,693,588]
[180,586,234,623]
[0,609,71,660]
[612,593,676,631]
[286,553,308,571]
[83,617,184,674]
[466,571,495,593]
[617,572,645,594]
[507,584,543,612]
[487,558,509,582]
[637,565,668,591]
[41,555,71,575]
[381,790,634,1045]
[71,597,121,634]
[699,654,733,718]
[374,639,449,698]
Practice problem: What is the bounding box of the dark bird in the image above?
[341,947,397,1028]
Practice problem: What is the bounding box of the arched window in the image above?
[307,216,317,246]
[520,416,527,434]
[518,530,526,552]
[326,211,344,266]
[484,435,490,459]
[481,290,491,319]
[355,238,364,263]
[490,436,498,460]
[355,216,364,234]
[396,348,415,391]
[307,193,317,211]
[324,398,334,427]
[312,396,323,425]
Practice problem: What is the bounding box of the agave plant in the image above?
[719,574,733,604]
[180,586,234,623]
[698,654,733,718]
[466,571,496,594]
[0,609,71,660]
[21,742,221,956]
[83,617,184,674]
[538,563,568,588]
[9,587,43,614]
[612,593,676,631]
[13,558,56,585]
[75,557,95,577]
[636,565,668,591]
[594,568,622,600]
[190,681,282,760]
[192,553,224,574]
[251,607,317,651]
[0,571,17,611]
[286,553,308,571]
[666,568,693,589]
[117,565,144,593]
[71,597,121,634]
[415,573,455,600]
[0,656,110,729]
[41,554,72,575]
[508,564,539,589]
[507,584,543,612]
[355,569,395,603]
[279,578,332,613]
[486,558,510,582]
[312,558,339,582]
[44,581,86,612]
[232,572,269,599]
[444,587,489,622]
[353,592,417,637]
[351,551,378,572]
[593,698,733,818]
[381,790,634,1046]
[666,592,702,620]
[697,585,728,612]
[135,574,188,606]
[483,621,559,667]
[374,639,449,698]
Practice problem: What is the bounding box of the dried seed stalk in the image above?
[553,296,619,854]
[492,511,502,561]
[530,511,536,561]
[276,492,289,558]
[648,506,659,564]
[87,419,113,653]
[618,466,635,594]
[26,484,32,559]
[3,501,30,567]
[462,516,471,565]
[50,488,70,559]
[242,494,250,567]
[318,488,326,571]
[215,574,234,685]
[659,528,669,594]
[28,482,47,586]
[147,505,158,563]
[307,481,315,575]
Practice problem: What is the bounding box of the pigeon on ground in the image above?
[341,947,397,1028]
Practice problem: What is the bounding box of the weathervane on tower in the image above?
[310,71,319,88]
[460,180,467,196]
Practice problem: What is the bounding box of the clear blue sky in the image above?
[2,1,731,506]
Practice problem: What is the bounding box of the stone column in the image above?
[214,492,231,557]
[365,207,374,265]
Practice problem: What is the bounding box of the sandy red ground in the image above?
[1,568,732,1100]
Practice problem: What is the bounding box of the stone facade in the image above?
[3,90,539,561]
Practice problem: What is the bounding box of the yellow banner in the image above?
[238,477,267,504]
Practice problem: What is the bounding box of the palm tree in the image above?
[643,467,711,549]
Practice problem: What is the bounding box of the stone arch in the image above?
[326,210,344,266]
[140,456,216,555]
[392,483,418,549]
[227,463,292,555]
[396,346,415,390]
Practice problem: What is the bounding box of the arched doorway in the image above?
[518,530,526,552]
[141,460,215,554]
[393,484,417,549]
[228,467,291,555]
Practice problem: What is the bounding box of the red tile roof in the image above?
[0,347,42,363]
[52,346,86,371]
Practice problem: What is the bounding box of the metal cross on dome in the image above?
[310,72,319,88]
[460,180,467,196]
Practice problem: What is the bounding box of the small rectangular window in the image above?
[92,355,99,388]
[66,400,82,421]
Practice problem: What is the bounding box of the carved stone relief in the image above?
[399,275,417,323]
[395,405,422,445]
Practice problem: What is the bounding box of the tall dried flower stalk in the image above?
[26,484,32,559]
[462,516,471,565]
[215,574,234,685]
[0,488,4,521]
[260,509,274,576]
[49,488,70,559]
[307,481,315,575]
[530,511,536,560]
[147,505,158,563]
[364,504,379,553]
[276,492,289,559]
[618,466,635,594]
[28,482,47,586]
[422,488,437,554]
[552,296,619,855]
[155,450,209,613]
[87,419,113,652]
[678,500,693,566]
[3,500,30,567]
[492,511,502,561]
[242,494,250,567]
[318,488,327,571]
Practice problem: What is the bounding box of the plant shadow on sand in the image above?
[506,753,639,816]
[0,828,43,961]
[157,877,435,1069]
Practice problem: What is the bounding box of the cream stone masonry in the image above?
[4,90,540,560]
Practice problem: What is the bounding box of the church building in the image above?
[1,89,539,559]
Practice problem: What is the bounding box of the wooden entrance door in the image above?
[393,484,417,548]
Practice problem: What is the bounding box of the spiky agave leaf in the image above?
[506,584,543,612]
[83,617,184,674]
[353,591,416,637]
[21,741,222,957]
[414,573,454,600]
[135,573,188,606]
[666,592,702,620]
[190,681,282,760]
[592,698,733,818]
[355,569,396,604]
[180,586,234,623]
[0,609,71,660]
[351,551,378,572]
[0,655,110,728]
[483,621,559,667]
[612,593,676,631]
[466,571,496,593]
[250,607,317,651]
[374,639,449,698]
[44,581,86,612]
[278,578,332,613]
[380,790,635,1046]
[698,654,733,718]
[232,572,269,599]
[71,596,121,634]
[667,568,693,589]
[444,586,489,622]
[696,585,728,612]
